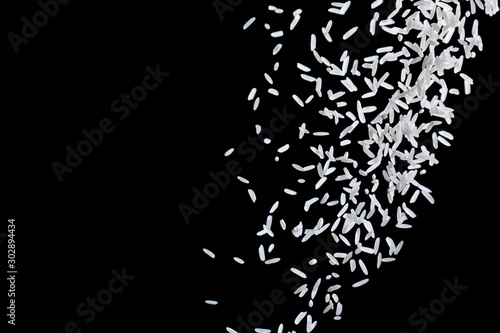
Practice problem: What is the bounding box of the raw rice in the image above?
[202,248,215,259]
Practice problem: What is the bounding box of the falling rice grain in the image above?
[243,17,256,30]
[352,278,369,288]
[343,26,358,40]
[248,189,257,202]
[202,248,215,259]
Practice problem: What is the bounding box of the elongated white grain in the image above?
[268,88,279,96]
[248,189,257,202]
[293,94,305,107]
[295,311,307,325]
[237,176,249,184]
[224,148,234,156]
[271,31,284,38]
[336,302,343,316]
[310,34,317,51]
[273,43,283,55]
[248,88,257,100]
[253,97,260,111]
[269,201,280,214]
[343,26,358,40]
[291,267,307,279]
[264,73,274,85]
[265,257,281,264]
[352,278,369,288]
[290,14,301,30]
[349,258,356,272]
[205,300,218,305]
[371,0,383,9]
[359,259,368,275]
[266,243,274,254]
[258,244,266,261]
[243,17,256,30]
[377,46,393,53]
[297,63,311,72]
[255,329,271,333]
[327,284,341,292]
[311,278,322,299]
[202,248,215,259]
[370,12,379,35]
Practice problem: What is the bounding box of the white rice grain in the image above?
[297,63,311,72]
[311,278,322,299]
[291,267,307,279]
[293,94,305,107]
[352,278,369,288]
[271,31,284,38]
[233,257,245,264]
[253,97,260,111]
[202,248,215,259]
[258,244,266,261]
[294,311,307,325]
[290,14,301,30]
[310,34,317,51]
[273,43,283,55]
[343,26,358,40]
[237,176,250,184]
[264,73,274,85]
[243,17,256,30]
[268,88,279,96]
[248,88,257,100]
[248,189,257,203]
[265,257,281,265]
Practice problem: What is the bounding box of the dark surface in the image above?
[3,1,500,332]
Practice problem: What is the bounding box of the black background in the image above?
[3,1,500,332]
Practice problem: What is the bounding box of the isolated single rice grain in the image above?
[248,189,257,203]
[202,248,215,259]
[352,278,369,288]
[237,176,250,184]
[243,17,256,30]
[294,311,307,325]
[233,257,245,264]
[291,267,307,279]
[265,257,281,264]
[255,329,271,333]
[343,26,358,40]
